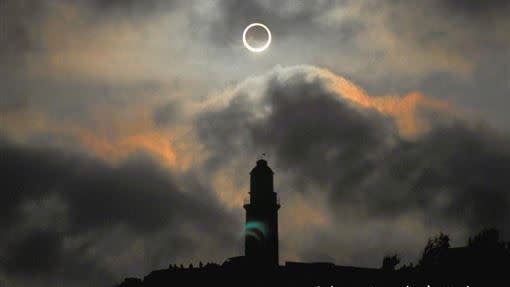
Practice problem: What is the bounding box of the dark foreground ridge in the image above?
[117,160,510,287]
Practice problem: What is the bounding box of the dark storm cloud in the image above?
[3,228,62,275]
[249,75,393,188]
[197,68,394,186]
[1,225,116,285]
[439,0,510,15]
[360,124,510,229]
[0,137,238,232]
[0,139,239,286]
[197,67,510,236]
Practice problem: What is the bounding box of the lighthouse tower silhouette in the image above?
[244,159,280,267]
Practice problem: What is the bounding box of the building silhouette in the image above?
[117,159,510,287]
[244,159,280,267]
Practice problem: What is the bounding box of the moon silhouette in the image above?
[243,23,272,53]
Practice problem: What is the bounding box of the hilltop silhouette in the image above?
[117,160,510,287]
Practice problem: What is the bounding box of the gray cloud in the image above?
[360,124,510,228]
[0,0,43,57]
[194,0,335,45]
[440,0,510,15]
[0,139,240,286]
[3,228,62,275]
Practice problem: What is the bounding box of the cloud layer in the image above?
[1,0,509,286]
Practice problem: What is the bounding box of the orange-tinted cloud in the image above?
[312,67,451,138]
[77,129,177,168]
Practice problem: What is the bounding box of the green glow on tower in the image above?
[245,221,267,241]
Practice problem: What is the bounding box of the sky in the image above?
[1,0,510,286]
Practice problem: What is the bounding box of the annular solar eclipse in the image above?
[243,23,272,53]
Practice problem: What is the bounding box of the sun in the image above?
[243,23,272,53]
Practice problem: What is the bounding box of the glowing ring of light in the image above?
[243,23,272,53]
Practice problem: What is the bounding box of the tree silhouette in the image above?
[468,228,499,248]
[381,254,400,271]
[419,232,450,267]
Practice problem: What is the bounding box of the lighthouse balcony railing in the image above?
[243,196,280,206]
